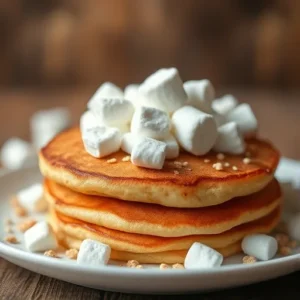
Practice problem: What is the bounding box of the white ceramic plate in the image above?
[0,160,300,294]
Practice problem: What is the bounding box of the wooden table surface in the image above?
[1,88,300,299]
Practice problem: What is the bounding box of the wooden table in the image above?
[1,89,300,299]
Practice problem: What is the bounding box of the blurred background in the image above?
[1,0,300,160]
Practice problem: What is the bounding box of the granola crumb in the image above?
[204,159,210,163]
[172,263,185,269]
[217,153,225,160]
[288,240,297,249]
[65,248,78,259]
[44,250,58,258]
[174,170,180,175]
[243,158,251,164]
[107,158,117,164]
[160,263,170,270]
[275,233,289,247]
[182,162,188,167]
[224,162,230,167]
[17,219,36,233]
[4,235,18,244]
[232,166,238,171]
[127,260,139,268]
[122,156,131,162]
[213,162,223,171]
[242,255,257,264]
[136,264,143,269]
[279,246,292,256]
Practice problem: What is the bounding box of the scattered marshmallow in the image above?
[163,134,180,159]
[241,234,278,261]
[24,221,57,252]
[131,106,170,139]
[183,80,215,113]
[288,213,300,240]
[124,84,139,107]
[87,82,124,109]
[77,239,111,266]
[213,122,245,154]
[131,137,167,169]
[227,104,258,136]
[184,242,223,269]
[1,138,37,170]
[16,183,43,212]
[138,68,187,113]
[212,94,238,115]
[80,110,100,133]
[82,126,121,158]
[172,106,218,156]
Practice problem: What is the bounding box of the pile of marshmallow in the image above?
[80,68,258,169]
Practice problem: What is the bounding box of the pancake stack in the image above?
[39,128,281,263]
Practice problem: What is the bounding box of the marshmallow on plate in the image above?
[87,82,124,109]
[138,68,187,113]
[184,242,223,269]
[16,183,43,212]
[80,110,100,133]
[77,239,111,266]
[241,234,278,261]
[172,106,218,156]
[82,126,122,158]
[131,106,170,139]
[24,221,57,252]
[124,84,139,107]
[212,94,238,115]
[226,104,257,137]
[288,213,300,240]
[213,122,245,154]
[0,137,37,170]
[183,80,215,113]
[131,137,167,169]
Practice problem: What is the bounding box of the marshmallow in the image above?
[172,106,218,156]
[131,137,166,169]
[138,68,187,113]
[24,221,57,252]
[184,80,215,113]
[77,239,111,266]
[121,133,142,154]
[0,138,37,170]
[87,82,124,109]
[82,126,122,158]
[212,94,238,115]
[226,104,258,136]
[213,122,245,154]
[16,183,43,212]
[124,84,139,107]
[89,98,134,127]
[80,110,100,133]
[184,242,223,269]
[131,106,170,139]
[212,111,227,127]
[164,134,180,159]
[241,234,278,261]
[288,213,300,240]
[31,108,71,149]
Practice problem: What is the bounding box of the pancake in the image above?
[49,207,280,254]
[45,178,281,237]
[39,127,280,208]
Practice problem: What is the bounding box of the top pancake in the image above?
[39,127,280,208]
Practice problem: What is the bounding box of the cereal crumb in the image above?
[232,166,238,171]
[174,170,179,175]
[127,260,139,268]
[288,240,297,249]
[242,255,257,264]
[122,156,131,162]
[243,158,251,164]
[204,159,210,163]
[275,233,289,247]
[172,263,185,269]
[217,153,225,160]
[224,162,230,167]
[107,158,117,164]
[279,246,291,256]
[213,162,223,171]
[136,264,143,269]
[160,263,170,270]
[17,219,36,233]
[4,235,18,244]
[182,162,188,167]
[65,248,78,259]
[44,250,58,258]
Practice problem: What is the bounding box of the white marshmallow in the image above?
[241,234,278,261]
[131,137,166,169]
[82,126,121,158]
[131,106,170,139]
[213,122,245,154]
[288,213,300,240]
[172,106,218,156]
[212,111,227,127]
[226,104,258,136]
[77,239,111,266]
[1,138,37,170]
[184,80,215,113]
[16,183,43,212]
[212,94,238,115]
[87,82,124,109]
[124,84,139,107]
[121,133,142,154]
[138,68,187,113]
[163,134,180,159]
[80,110,100,133]
[24,221,57,252]
[184,242,223,269]
[89,98,134,127]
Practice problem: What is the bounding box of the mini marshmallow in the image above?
[163,134,180,159]
[131,106,170,139]
[87,82,124,109]
[1,138,37,170]
[121,133,142,154]
[80,110,100,133]
[124,84,139,107]
[77,239,111,266]
[89,98,134,127]
[138,68,187,113]
[241,234,278,261]
[82,126,121,158]
[24,221,57,252]
[213,122,245,154]
[227,104,258,136]
[184,80,215,113]
[212,94,238,115]
[212,111,227,127]
[131,137,167,169]
[184,242,223,269]
[16,183,43,212]
[172,106,218,156]
[288,213,300,240]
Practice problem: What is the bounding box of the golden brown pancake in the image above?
[45,178,281,237]
[39,127,280,208]
[49,207,280,254]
